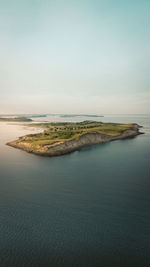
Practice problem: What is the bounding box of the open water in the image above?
[0,115,150,266]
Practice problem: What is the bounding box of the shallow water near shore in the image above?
[0,115,150,267]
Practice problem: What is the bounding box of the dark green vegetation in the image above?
[21,121,136,149]
[0,117,32,122]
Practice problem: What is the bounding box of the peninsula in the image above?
[0,117,32,122]
[7,121,143,157]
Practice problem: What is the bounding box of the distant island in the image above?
[60,114,104,118]
[0,117,32,122]
[7,121,143,157]
[30,114,47,118]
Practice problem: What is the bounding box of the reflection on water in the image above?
[0,122,43,163]
[0,115,150,267]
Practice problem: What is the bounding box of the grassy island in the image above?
[7,121,142,157]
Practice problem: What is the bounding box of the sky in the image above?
[0,0,150,114]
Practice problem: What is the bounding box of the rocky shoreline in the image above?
[7,124,143,157]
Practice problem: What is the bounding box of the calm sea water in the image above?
[0,115,150,267]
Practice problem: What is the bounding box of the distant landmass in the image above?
[30,114,47,118]
[60,114,104,118]
[0,117,32,122]
[7,120,143,157]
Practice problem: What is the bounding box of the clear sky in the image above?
[0,0,150,114]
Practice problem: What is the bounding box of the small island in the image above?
[60,114,104,118]
[7,121,143,157]
[0,117,32,122]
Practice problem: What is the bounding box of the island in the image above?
[30,114,47,118]
[7,121,143,157]
[0,117,32,122]
[60,114,104,118]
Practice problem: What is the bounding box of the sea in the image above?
[0,114,150,267]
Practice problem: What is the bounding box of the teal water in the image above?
[0,115,150,267]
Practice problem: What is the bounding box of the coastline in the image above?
[7,124,143,157]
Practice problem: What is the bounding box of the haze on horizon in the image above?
[0,0,150,115]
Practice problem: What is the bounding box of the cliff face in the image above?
[45,132,112,156]
[7,127,142,157]
[41,129,141,156]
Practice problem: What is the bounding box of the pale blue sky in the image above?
[0,0,150,114]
